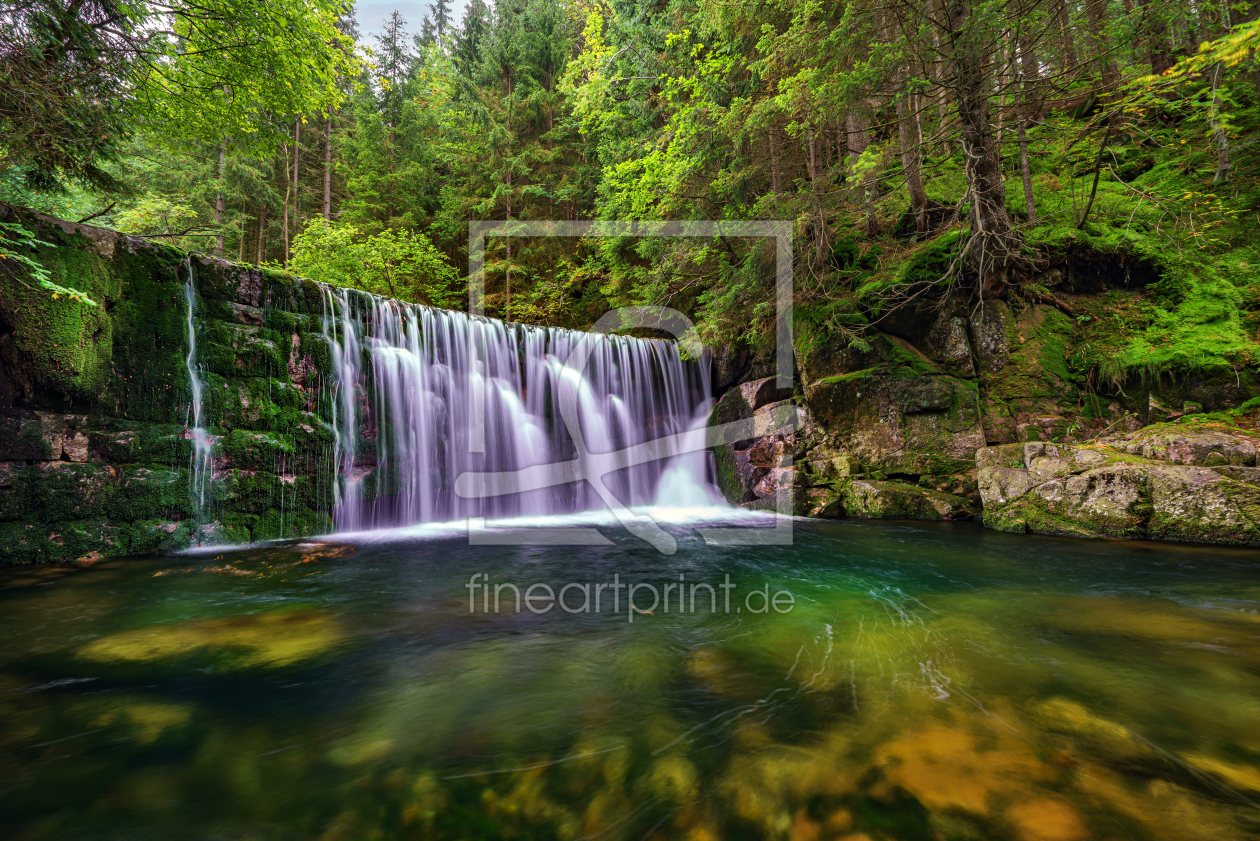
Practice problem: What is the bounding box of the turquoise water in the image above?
[3,519,1260,840]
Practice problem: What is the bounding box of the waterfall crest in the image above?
[320,287,720,530]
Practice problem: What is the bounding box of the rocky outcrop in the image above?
[709,375,978,522]
[977,424,1260,545]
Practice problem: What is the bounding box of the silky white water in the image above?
[320,287,722,530]
[183,259,214,536]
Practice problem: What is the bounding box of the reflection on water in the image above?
[3,520,1260,840]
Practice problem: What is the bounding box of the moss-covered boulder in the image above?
[841,479,975,520]
[806,374,984,476]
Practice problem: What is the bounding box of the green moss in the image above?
[222,430,296,471]
[896,230,964,287]
[0,223,118,403]
[31,462,118,521]
[47,518,128,560]
[0,520,49,563]
[111,465,191,521]
[253,509,333,541]
[711,444,744,505]
[128,519,195,555]
[816,367,879,386]
[88,423,189,466]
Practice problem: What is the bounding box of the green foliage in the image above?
[1,0,363,193]
[288,220,459,307]
[0,220,96,305]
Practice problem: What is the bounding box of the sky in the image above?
[356,1,470,45]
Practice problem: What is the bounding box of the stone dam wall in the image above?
[0,207,337,562]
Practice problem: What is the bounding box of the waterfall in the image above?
[320,287,720,530]
[183,259,214,539]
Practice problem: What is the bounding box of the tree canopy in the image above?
[3,0,1260,382]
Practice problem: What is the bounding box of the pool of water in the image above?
[3,518,1260,840]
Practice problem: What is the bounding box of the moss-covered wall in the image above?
[0,206,337,563]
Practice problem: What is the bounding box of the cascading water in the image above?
[320,286,720,530]
[183,259,214,538]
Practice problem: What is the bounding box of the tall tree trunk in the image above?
[214,139,226,256]
[949,0,1017,297]
[936,0,954,155]
[282,144,291,266]
[835,118,846,179]
[996,29,1011,153]
[293,118,301,237]
[1137,0,1175,74]
[1057,0,1078,74]
[769,130,782,194]
[1211,62,1232,182]
[808,128,828,264]
[847,108,879,237]
[1017,109,1037,224]
[896,87,929,234]
[324,114,333,221]
[255,206,268,265]
[1085,0,1120,88]
[1016,20,1038,224]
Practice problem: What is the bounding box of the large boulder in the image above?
[806,374,984,476]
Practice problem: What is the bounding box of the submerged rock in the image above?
[1029,698,1154,763]
[77,609,343,672]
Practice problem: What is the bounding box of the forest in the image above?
[3,0,1260,386]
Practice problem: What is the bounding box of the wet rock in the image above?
[112,465,190,521]
[87,696,193,744]
[88,424,189,466]
[0,412,64,460]
[871,719,1055,819]
[801,486,843,518]
[642,755,699,804]
[740,377,794,413]
[62,430,89,463]
[976,443,1026,471]
[747,435,792,468]
[710,376,790,426]
[807,447,860,480]
[33,462,119,520]
[752,467,797,500]
[1116,424,1259,466]
[46,518,128,560]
